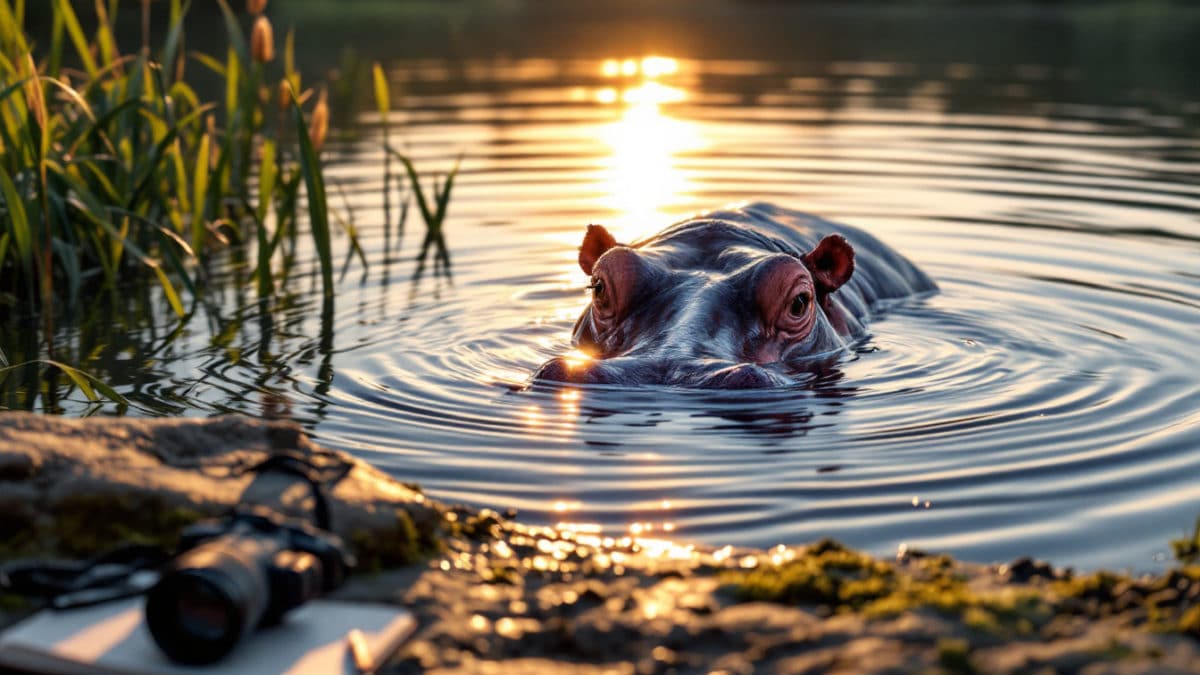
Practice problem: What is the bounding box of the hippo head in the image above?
[534,221,856,389]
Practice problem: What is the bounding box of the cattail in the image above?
[309,89,329,152]
[247,0,268,16]
[278,79,292,112]
[23,54,45,130]
[250,16,275,64]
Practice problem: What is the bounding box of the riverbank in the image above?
[1,414,1198,673]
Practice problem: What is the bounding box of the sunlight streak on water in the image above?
[596,79,702,238]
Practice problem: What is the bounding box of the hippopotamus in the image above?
[534,202,936,388]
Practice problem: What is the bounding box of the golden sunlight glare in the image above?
[595,63,703,239]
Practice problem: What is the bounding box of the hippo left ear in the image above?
[802,234,855,296]
[579,224,618,275]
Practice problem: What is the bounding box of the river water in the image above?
[9,3,1200,570]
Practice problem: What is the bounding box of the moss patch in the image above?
[0,502,39,559]
[1180,605,1200,638]
[47,493,205,559]
[721,539,894,607]
[721,539,1200,644]
[1172,518,1200,565]
[0,493,206,561]
[350,507,443,573]
[721,540,1059,638]
[937,638,974,674]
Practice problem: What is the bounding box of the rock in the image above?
[0,413,444,566]
[1005,556,1055,583]
[0,448,38,481]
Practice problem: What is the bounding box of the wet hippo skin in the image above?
[534,202,937,388]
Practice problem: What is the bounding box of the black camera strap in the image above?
[239,453,349,531]
[0,544,170,610]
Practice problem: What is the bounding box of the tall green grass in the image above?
[2,1,462,411]
[0,0,357,406]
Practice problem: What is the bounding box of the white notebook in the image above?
[0,597,416,675]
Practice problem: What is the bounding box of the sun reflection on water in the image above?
[594,56,703,239]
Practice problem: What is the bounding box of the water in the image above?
[8,3,1200,571]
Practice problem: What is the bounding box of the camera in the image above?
[144,507,355,665]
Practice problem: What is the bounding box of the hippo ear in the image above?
[802,234,855,295]
[579,224,618,275]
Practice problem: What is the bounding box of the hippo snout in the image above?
[689,363,791,389]
[533,357,788,389]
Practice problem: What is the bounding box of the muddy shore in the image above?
[1,414,1198,673]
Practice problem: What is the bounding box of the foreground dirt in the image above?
[339,516,1200,674]
[2,414,1199,673]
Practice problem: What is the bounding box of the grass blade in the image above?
[289,88,334,297]
[254,139,277,296]
[191,130,209,249]
[387,147,435,227]
[41,359,128,406]
[54,361,98,401]
[152,262,185,317]
[50,0,98,77]
[0,162,32,271]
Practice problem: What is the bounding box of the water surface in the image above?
[8,4,1200,570]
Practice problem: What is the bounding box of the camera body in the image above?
[145,507,355,665]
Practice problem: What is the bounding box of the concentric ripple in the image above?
[35,27,1200,570]
[309,53,1199,572]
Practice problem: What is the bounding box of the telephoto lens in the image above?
[144,519,328,665]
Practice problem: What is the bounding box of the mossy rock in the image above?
[721,539,1052,637]
[350,507,443,573]
[0,491,208,588]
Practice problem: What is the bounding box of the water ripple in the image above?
[37,53,1200,571]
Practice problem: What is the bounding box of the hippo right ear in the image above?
[579,224,618,275]
[802,234,855,296]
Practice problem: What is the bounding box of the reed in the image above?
[0,0,352,406]
[1,1,461,410]
[0,0,344,316]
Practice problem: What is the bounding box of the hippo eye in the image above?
[588,278,605,297]
[789,292,811,316]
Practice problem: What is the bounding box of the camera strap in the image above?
[239,453,349,531]
[0,544,169,610]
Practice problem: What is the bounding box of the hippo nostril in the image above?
[698,363,788,389]
[537,356,789,388]
[533,357,615,385]
[533,357,580,383]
